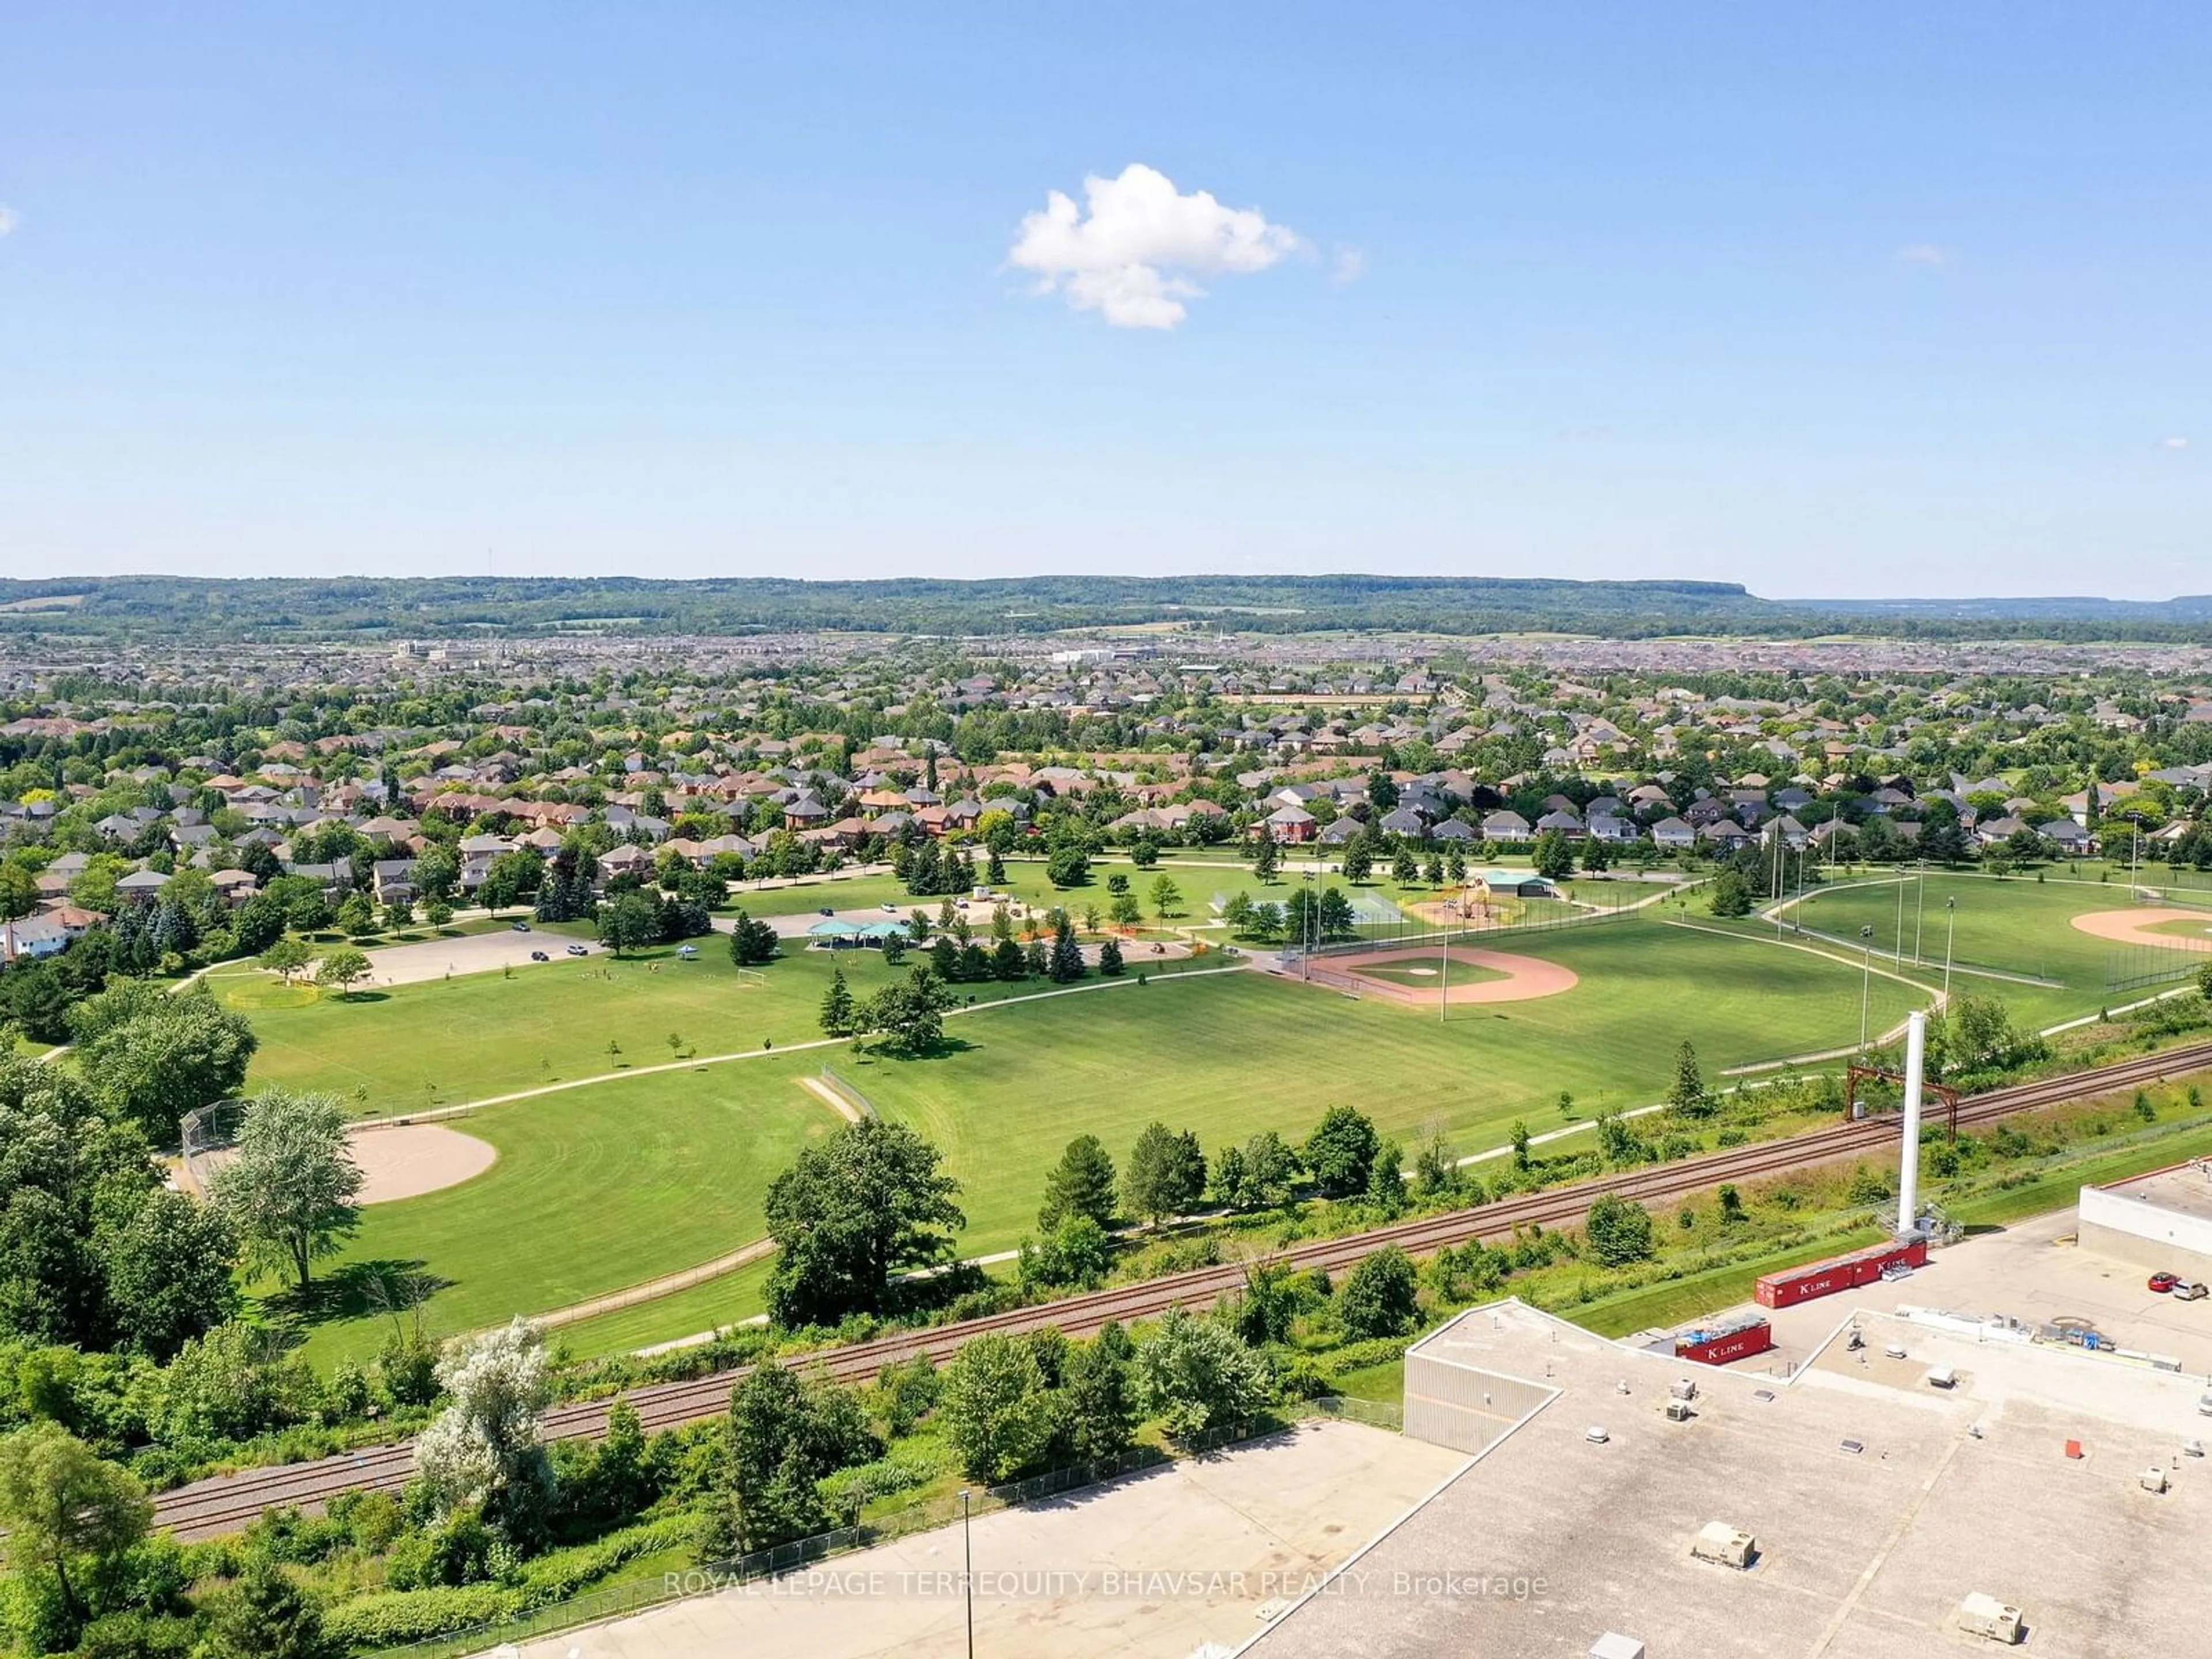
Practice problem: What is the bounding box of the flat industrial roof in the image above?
[1242,1299,2212,1659]
[2104,1158,2212,1225]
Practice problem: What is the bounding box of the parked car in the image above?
[510,920,531,932]
[566,944,589,957]
[2149,1272,2181,1293]
[2174,1281,2209,1302]
[529,950,548,962]
[819,906,836,916]
[882,902,900,912]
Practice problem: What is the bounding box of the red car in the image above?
[2149,1272,2181,1293]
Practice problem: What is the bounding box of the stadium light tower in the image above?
[1942,897,1957,1001]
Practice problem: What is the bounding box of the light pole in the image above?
[1913,868,1926,965]
[1893,878,1906,967]
[1942,897,1956,1002]
[1859,925,1876,1052]
[960,1488,975,1659]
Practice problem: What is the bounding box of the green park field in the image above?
[217,940,1225,1116]
[287,1062,830,1364]
[259,907,1924,1361]
[1781,871,2202,1027]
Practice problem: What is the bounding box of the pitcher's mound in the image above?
[347,1123,498,1203]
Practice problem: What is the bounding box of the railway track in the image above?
[152,1039,2212,1540]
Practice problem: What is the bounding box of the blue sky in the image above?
[2,5,2205,597]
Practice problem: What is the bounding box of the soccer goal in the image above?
[735,967,767,988]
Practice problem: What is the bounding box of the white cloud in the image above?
[2163,436,2191,450]
[0,206,18,237]
[1895,243,1955,269]
[1008,163,1304,329]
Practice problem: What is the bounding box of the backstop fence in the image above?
[2104,941,2208,995]
[1292,889,1643,965]
[816,1065,879,1121]
[177,1099,249,1196]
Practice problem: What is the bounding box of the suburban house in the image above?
[1482,810,1533,844]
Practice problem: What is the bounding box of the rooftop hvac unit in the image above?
[1925,1365,1958,1389]
[1957,1592,2025,1645]
[1585,1426,1611,1444]
[1588,1636,1646,1659]
[1690,1520,1756,1569]
[1665,1400,1695,1423]
[1669,1377,1699,1402]
[2140,1466,2170,1494]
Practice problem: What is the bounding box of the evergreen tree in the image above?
[1669,1040,1713,1117]
[1048,915,1085,982]
[818,967,857,1038]
[1097,937,1124,976]
[1039,1134,1118,1230]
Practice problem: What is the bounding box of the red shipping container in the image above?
[1675,1316,1774,1366]
[1755,1240,1929,1309]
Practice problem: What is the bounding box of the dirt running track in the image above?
[2070,908,2212,952]
[1317,945,1579,1006]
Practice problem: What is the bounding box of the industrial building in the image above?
[1243,1296,2212,1658]
[2078,1160,2212,1282]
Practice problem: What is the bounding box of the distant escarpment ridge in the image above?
[1,574,2208,644]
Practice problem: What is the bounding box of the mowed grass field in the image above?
[1783,872,2188,1026]
[286,1061,835,1365]
[844,916,1924,1255]
[244,911,1923,1359]
[222,942,1225,1116]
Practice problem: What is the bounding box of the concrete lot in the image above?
[508,1421,1463,1659]
[1700,1209,2212,1385]
[1247,1297,2212,1659]
[350,926,581,987]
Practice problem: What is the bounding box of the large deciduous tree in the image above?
[941,1334,1056,1483]
[1123,1122,1206,1226]
[313,947,372,1000]
[1132,1306,1274,1438]
[1302,1105,1381,1199]
[212,1089,363,1290]
[763,1119,965,1327]
[0,1422,152,1631]
[70,983,259,1143]
[412,1319,554,1535]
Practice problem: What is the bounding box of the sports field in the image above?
[218,942,1221,1116]
[285,1060,832,1364]
[846,916,1923,1253]
[241,908,1925,1360]
[1782,872,2199,1026]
